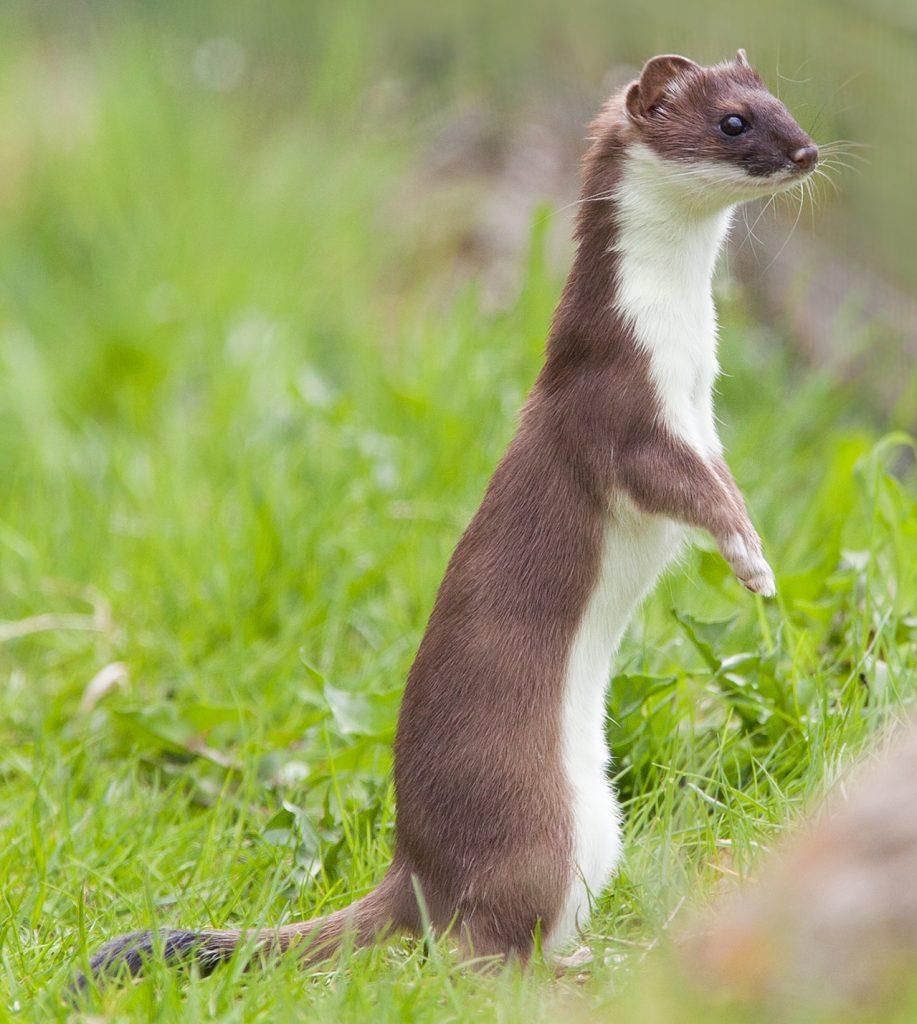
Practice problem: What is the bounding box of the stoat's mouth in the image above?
[754,170,806,190]
[754,164,816,196]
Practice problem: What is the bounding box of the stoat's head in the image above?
[620,51,818,206]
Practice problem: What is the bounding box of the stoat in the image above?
[81,50,818,987]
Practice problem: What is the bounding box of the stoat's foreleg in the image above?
[618,437,775,596]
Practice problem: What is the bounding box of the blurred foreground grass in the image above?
[0,2,915,1021]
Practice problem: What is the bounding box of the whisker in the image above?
[807,70,864,137]
[737,194,778,255]
[811,167,840,198]
[550,189,618,215]
[818,138,871,148]
[763,183,805,272]
[820,157,864,177]
[818,141,871,153]
[817,145,870,161]
[819,152,870,168]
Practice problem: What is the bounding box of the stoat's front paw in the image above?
[720,532,776,598]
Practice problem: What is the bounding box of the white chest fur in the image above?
[548,147,734,951]
[613,142,734,456]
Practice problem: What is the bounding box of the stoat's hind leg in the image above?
[456,908,593,973]
[454,870,569,967]
[452,901,536,962]
[456,919,515,969]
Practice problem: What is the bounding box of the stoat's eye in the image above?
[720,114,749,136]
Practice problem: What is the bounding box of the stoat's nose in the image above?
[790,145,819,172]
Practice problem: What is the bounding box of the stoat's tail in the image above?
[74,864,412,992]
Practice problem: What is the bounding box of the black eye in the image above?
[720,114,749,136]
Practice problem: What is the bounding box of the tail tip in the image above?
[72,928,230,993]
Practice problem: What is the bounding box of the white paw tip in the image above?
[744,572,776,597]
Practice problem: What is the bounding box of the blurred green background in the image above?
[4,0,916,278]
[0,2,914,1021]
[2,0,914,438]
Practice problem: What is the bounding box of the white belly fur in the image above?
[545,144,734,951]
[547,501,684,952]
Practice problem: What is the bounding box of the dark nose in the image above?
[790,145,819,172]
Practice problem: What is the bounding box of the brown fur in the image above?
[80,52,816,987]
[627,54,815,176]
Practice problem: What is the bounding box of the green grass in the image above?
[0,4,915,1021]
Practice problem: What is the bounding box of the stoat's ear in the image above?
[625,54,700,120]
[735,48,751,68]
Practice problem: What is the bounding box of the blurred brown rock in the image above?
[683,718,917,1009]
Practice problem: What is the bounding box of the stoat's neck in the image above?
[611,145,734,452]
[549,143,734,362]
[612,147,734,316]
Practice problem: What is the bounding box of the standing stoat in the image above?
[82,50,818,986]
